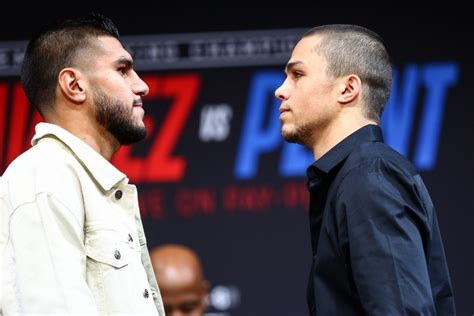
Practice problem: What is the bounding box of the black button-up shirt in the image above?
[306,124,455,315]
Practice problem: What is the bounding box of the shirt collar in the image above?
[32,122,127,192]
[307,124,383,180]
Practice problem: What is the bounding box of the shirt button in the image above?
[143,289,149,298]
[114,250,121,260]
[128,234,133,242]
[115,190,123,200]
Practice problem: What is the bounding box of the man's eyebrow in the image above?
[285,61,304,73]
[115,56,133,68]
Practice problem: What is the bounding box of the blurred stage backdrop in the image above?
[0,8,472,316]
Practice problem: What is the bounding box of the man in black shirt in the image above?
[275,24,455,315]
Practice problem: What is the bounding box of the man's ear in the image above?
[337,74,361,104]
[58,68,87,104]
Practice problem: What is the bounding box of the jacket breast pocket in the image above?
[85,228,129,269]
[85,228,142,311]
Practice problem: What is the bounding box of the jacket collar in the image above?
[32,123,127,192]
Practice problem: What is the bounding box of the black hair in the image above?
[20,13,120,115]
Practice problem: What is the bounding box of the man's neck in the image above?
[46,116,119,161]
[312,116,377,160]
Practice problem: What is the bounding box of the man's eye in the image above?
[293,71,303,78]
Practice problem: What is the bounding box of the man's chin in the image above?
[281,130,299,144]
[112,125,147,145]
[282,131,311,148]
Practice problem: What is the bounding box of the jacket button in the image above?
[114,250,121,260]
[115,190,123,200]
[143,289,149,298]
[128,234,133,242]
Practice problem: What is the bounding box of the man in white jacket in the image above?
[0,176,9,315]
[1,13,164,315]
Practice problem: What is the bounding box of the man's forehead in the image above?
[94,36,132,61]
[293,35,322,54]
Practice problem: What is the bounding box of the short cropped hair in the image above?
[303,24,393,122]
[20,13,120,115]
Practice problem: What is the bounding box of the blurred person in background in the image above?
[150,243,210,316]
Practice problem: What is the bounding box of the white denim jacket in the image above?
[1,123,165,316]
[1,176,10,315]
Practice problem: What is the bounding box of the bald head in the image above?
[150,244,210,316]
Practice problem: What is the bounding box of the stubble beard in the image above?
[281,122,314,148]
[94,88,146,145]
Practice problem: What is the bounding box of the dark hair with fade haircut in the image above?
[20,13,120,116]
[302,24,393,123]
